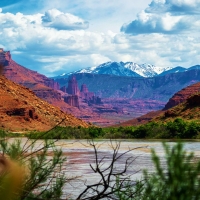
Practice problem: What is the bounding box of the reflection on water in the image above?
[53,140,200,198]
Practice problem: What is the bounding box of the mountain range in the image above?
[56,61,200,78]
[55,71,200,101]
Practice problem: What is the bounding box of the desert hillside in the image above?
[164,82,200,110]
[154,93,200,122]
[0,75,89,131]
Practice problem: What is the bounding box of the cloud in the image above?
[121,0,200,35]
[147,0,200,14]
[42,9,89,30]
[1,2,200,77]
[121,11,190,34]
[0,9,115,75]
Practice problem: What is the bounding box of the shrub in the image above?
[141,143,200,200]
[0,130,67,200]
[116,143,200,200]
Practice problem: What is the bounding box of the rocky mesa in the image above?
[1,49,137,126]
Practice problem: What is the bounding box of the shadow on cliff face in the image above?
[0,63,3,75]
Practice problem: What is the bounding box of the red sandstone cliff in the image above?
[0,75,89,131]
[0,48,59,90]
[0,49,70,107]
[164,82,200,110]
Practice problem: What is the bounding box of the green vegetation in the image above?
[28,118,200,139]
[116,143,200,200]
[28,126,106,139]
[0,130,66,200]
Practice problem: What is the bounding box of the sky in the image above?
[0,0,200,77]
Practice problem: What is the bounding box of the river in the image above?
[51,139,200,199]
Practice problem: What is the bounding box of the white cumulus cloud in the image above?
[42,9,89,30]
[121,0,200,34]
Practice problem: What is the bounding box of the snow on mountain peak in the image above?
[60,61,173,78]
[122,62,172,77]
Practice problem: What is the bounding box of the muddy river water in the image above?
[52,139,200,199]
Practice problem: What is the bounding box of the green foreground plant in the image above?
[0,130,67,200]
[116,142,200,200]
[142,143,200,200]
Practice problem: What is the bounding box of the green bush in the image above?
[0,130,66,200]
[116,143,200,200]
[141,143,200,200]
[26,118,200,139]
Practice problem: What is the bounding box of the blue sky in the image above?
[0,0,200,76]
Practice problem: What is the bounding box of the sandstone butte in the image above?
[116,81,200,126]
[0,75,89,131]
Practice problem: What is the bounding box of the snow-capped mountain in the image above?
[62,61,172,78]
[76,62,142,77]
[123,62,172,77]
[53,62,200,79]
[158,65,200,76]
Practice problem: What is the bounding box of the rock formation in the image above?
[1,48,60,93]
[0,75,89,131]
[164,82,200,110]
[0,48,11,66]
[64,95,79,108]
[67,76,80,95]
[155,92,200,121]
[45,80,60,90]
[88,96,102,105]
[0,49,66,107]
[80,84,101,104]
[80,84,89,93]
[60,85,67,93]
[61,76,102,108]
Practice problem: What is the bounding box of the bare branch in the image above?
[76,139,147,200]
